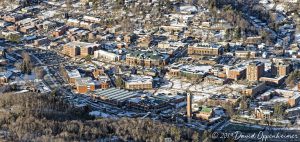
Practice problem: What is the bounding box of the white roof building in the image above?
[94,50,120,61]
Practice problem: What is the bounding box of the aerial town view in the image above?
[0,0,300,141]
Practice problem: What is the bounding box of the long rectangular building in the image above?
[188,43,223,56]
[90,88,139,106]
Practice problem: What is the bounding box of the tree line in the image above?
[0,92,204,141]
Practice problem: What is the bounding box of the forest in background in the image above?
[0,92,204,142]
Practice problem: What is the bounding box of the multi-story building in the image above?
[66,68,81,84]
[271,62,291,77]
[254,107,272,120]
[246,61,265,82]
[123,75,153,90]
[243,82,266,96]
[235,51,257,59]
[92,68,105,78]
[225,66,246,81]
[188,43,223,56]
[75,77,100,94]
[94,50,121,61]
[288,93,300,107]
[167,63,212,79]
[126,50,170,68]
[195,106,214,120]
[63,41,100,57]
[52,26,68,37]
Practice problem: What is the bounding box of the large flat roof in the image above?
[93,88,138,102]
[65,41,99,48]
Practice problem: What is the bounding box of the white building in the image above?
[94,50,120,61]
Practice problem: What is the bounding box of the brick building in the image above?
[243,82,266,96]
[52,26,68,37]
[63,41,100,58]
[254,107,272,120]
[225,66,246,81]
[288,93,300,107]
[123,75,153,90]
[188,43,223,56]
[271,62,291,77]
[126,50,170,68]
[195,106,214,120]
[66,69,81,84]
[75,77,100,94]
[246,61,265,82]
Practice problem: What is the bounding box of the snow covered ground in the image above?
[171,78,191,90]
[89,111,114,118]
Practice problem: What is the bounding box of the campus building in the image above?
[63,41,100,57]
[246,61,265,82]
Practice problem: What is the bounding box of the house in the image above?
[66,19,80,27]
[52,26,68,37]
[3,13,27,23]
[0,71,12,84]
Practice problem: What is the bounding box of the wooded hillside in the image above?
[0,93,202,141]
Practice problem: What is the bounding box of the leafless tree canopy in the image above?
[0,93,202,141]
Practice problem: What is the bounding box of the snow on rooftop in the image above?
[179,5,198,12]
[296,34,300,44]
[67,69,81,78]
[125,75,153,84]
[180,64,212,75]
